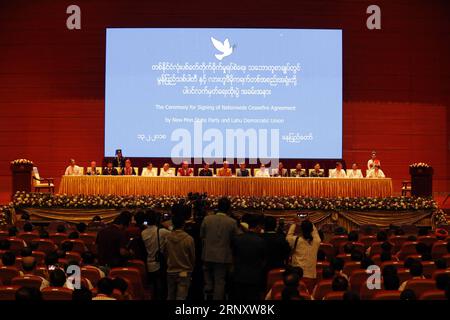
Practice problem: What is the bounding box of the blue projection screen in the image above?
[105,28,342,159]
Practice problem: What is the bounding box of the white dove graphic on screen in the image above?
[211,37,233,60]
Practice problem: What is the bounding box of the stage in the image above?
[58,176,393,198]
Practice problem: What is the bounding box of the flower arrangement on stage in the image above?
[409,162,430,168]
[432,208,448,227]
[10,159,34,165]
[8,191,438,212]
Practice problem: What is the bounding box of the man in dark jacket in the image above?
[231,214,267,300]
[260,216,291,270]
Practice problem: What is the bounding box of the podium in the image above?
[409,166,433,197]
[10,162,33,197]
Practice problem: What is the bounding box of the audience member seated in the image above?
[291,163,307,177]
[121,159,135,176]
[64,159,82,176]
[400,289,416,300]
[399,260,425,291]
[72,287,93,301]
[255,164,270,177]
[310,163,324,177]
[81,251,106,278]
[86,161,100,175]
[160,163,175,177]
[366,164,385,178]
[49,268,68,288]
[21,256,50,290]
[329,162,347,178]
[1,251,23,276]
[331,275,349,292]
[216,161,232,176]
[330,257,348,280]
[177,161,194,176]
[271,162,289,177]
[15,287,42,301]
[93,277,116,300]
[236,162,250,177]
[347,163,363,178]
[112,277,132,300]
[87,216,105,232]
[198,163,213,176]
[102,161,119,176]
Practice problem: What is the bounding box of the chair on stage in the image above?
[401,180,411,196]
[32,167,55,193]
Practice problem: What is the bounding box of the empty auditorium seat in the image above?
[319,243,335,260]
[336,253,352,263]
[7,237,26,253]
[419,290,446,300]
[343,262,361,276]
[403,279,436,296]
[359,235,377,249]
[312,279,332,300]
[0,266,21,285]
[389,236,408,253]
[349,270,370,293]
[17,232,39,245]
[421,261,436,278]
[417,236,437,248]
[360,279,384,300]
[126,259,147,283]
[397,242,418,260]
[372,290,401,300]
[0,285,20,300]
[11,275,43,289]
[330,236,348,251]
[431,241,448,259]
[323,291,344,300]
[32,239,57,254]
[31,251,46,265]
[49,233,67,245]
[61,239,86,253]
[65,251,82,264]
[41,287,73,300]
[432,269,450,279]
[81,266,102,287]
[109,267,145,300]
[397,269,412,284]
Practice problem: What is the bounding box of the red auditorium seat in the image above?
[0,266,21,285]
[440,254,450,266]
[343,262,361,276]
[47,221,68,233]
[315,261,330,280]
[319,243,335,260]
[368,242,385,257]
[32,239,57,254]
[7,237,26,253]
[323,291,344,300]
[126,259,147,283]
[81,266,102,287]
[338,242,365,254]
[372,290,401,300]
[14,257,23,270]
[360,280,384,300]
[405,254,422,261]
[432,269,450,279]
[0,231,8,241]
[312,279,332,300]
[61,239,86,253]
[431,241,448,259]
[0,285,20,300]
[92,287,125,300]
[41,287,73,300]
[417,236,437,248]
[79,232,97,245]
[359,236,377,249]
[330,236,348,250]
[31,251,46,265]
[397,269,412,284]
[403,279,436,296]
[270,279,309,299]
[34,266,49,279]
[419,290,446,300]
[272,291,311,300]
[267,268,284,290]
[49,233,68,245]
[11,275,43,289]
[65,251,82,264]
[109,267,145,300]
[349,270,371,293]
[371,254,381,266]
[389,236,408,253]
[421,261,436,278]
[397,242,418,260]
[380,261,403,271]
[17,232,39,245]
[336,253,352,263]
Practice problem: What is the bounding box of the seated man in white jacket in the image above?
[329,162,347,178]
[255,164,271,177]
[366,164,386,178]
[159,163,175,177]
[347,163,363,178]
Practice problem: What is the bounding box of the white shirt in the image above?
[159,169,175,177]
[142,226,171,272]
[347,169,363,178]
[255,169,270,177]
[141,168,156,176]
[65,165,82,176]
[367,159,381,170]
[367,169,385,178]
[329,169,347,178]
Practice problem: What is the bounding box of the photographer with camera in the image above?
[286,214,321,287]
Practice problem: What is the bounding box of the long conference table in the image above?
[58,176,393,198]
